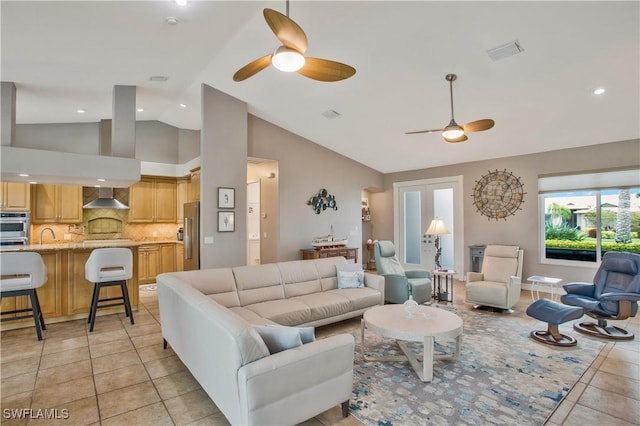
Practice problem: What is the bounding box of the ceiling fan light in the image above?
[272,46,305,72]
[442,125,464,139]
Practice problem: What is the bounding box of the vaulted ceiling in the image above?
[2,1,638,173]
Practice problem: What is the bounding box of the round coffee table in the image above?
[361,304,463,382]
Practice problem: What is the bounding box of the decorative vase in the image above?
[403,295,419,316]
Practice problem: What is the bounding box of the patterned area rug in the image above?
[350,304,604,426]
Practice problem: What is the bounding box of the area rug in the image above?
[139,284,157,291]
[350,305,604,426]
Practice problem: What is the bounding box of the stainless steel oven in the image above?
[0,212,30,246]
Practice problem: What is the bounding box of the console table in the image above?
[301,247,358,263]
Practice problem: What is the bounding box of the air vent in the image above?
[486,40,524,61]
[322,110,341,119]
[149,76,169,82]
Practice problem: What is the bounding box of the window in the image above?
[539,170,640,264]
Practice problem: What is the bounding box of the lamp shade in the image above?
[272,46,305,72]
[425,218,450,235]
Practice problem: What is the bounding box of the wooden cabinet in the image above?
[300,247,359,263]
[160,243,176,274]
[176,178,189,224]
[0,182,31,211]
[188,167,200,202]
[176,243,184,272]
[32,184,83,223]
[138,244,160,284]
[129,176,177,223]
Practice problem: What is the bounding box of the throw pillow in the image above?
[253,325,316,354]
[336,263,365,288]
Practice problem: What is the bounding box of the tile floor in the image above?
[1,281,638,425]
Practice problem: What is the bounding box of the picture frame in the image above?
[218,187,235,209]
[218,211,235,232]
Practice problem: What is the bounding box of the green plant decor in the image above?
[545,239,640,252]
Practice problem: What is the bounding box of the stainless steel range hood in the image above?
[83,187,128,209]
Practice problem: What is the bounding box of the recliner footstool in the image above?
[526,298,584,347]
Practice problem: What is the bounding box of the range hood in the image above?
[83,187,128,209]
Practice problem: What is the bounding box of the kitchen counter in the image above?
[0,239,181,252]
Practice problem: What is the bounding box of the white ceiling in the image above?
[2,1,639,174]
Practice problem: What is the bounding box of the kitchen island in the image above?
[0,240,179,331]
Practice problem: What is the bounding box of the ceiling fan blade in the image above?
[263,8,308,54]
[297,57,356,82]
[463,119,495,132]
[405,128,443,135]
[443,134,468,143]
[233,55,273,82]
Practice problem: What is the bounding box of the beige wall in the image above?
[373,138,640,283]
[248,115,384,263]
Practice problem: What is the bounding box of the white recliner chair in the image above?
[465,245,524,312]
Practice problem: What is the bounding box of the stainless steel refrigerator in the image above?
[183,201,200,270]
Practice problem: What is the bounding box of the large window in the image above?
[539,170,640,265]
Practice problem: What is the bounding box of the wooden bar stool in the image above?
[85,248,134,332]
[0,252,48,341]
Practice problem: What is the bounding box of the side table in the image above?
[527,275,563,302]
[432,270,455,303]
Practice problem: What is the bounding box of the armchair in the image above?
[561,251,640,340]
[465,245,524,312]
[374,240,432,304]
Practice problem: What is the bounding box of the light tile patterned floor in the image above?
[1,281,638,425]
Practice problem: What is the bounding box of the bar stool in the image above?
[0,252,48,341]
[85,248,134,332]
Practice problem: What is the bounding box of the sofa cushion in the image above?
[244,299,312,326]
[336,264,364,288]
[327,287,383,311]
[253,324,316,354]
[290,292,352,321]
[233,264,284,306]
[279,260,322,298]
[314,257,347,291]
[466,280,508,305]
[163,269,241,307]
[229,306,277,326]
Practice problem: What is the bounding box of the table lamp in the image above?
[425,218,450,270]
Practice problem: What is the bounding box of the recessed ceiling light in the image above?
[77,109,86,114]
[18,173,29,177]
[593,88,606,95]
[137,108,144,112]
[322,110,341,119]
[179,103,187,108]
[175,0,187,6]
[165,16,179,25]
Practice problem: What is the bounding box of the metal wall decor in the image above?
[472,169,525,220]
[306,189,338,214]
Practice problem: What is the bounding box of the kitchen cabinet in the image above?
[176,243,184,272]
[31,184,83,223]
[129,176,177,223]
[160,243,176,274]
[0,182,31,211]
[188,167,200,202]
[176,178,189,224]
[138,244,160,284]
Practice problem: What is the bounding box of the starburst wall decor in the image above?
[472,169,526,220]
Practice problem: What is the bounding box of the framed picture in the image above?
[218,187,235,209]
[218,211,235,232]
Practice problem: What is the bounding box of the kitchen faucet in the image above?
[39,227,56,245]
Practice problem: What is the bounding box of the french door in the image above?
[393,176,464,275]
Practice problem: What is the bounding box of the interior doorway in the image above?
[393,176,464,275]
[247,180,261,265]
[247,158,279,265]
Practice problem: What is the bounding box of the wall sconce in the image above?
[266,172,276,179]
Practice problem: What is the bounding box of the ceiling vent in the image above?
[486,40,524,61]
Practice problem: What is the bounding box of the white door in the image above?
[394,176,464,274]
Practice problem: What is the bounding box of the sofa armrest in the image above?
[563,282,595,297]
[466,271,483,283]
[237,334,355,425]
[364,272,385,304]
[600,292,640,302]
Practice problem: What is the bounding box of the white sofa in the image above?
[157,257,384,425]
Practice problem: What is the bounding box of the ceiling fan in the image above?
[233,0,356,82]
[406,74,495,143]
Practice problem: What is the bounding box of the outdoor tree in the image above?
[547,202,572,224]
[615,189,632,243]
[584,210,617,230]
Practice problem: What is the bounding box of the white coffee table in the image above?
[527,275,563,301]
[361,304,463,382]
